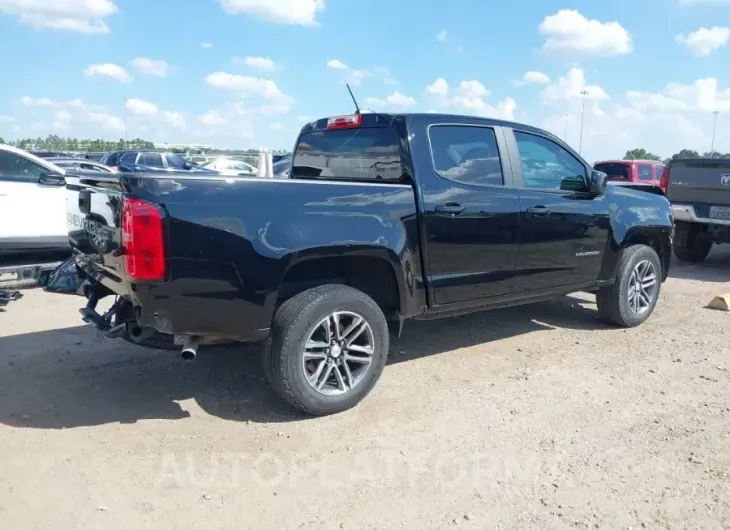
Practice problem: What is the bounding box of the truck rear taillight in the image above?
[121,197,165,281]
[327,114,362,130]
[659,166,670,194]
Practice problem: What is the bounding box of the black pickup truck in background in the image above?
[62,112,673,415]
[664,158,730,263]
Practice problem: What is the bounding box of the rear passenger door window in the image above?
[428,125,504,187]
[513,131,587,192]
[143,153,163,167]
[638,164,653,181]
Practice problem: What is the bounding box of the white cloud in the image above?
[125,98,159,116]
[87,111,125,132]
[123,98,187,130]
[269,123,285,131]
[204,72,294,104]
[20,96,103,111]
[665,77,730,112]
[626,91,690,113]
[54,110,72,121]
[426,78,450,97]
[346,69,371,86]
[373,66,398,86]
[366,91,417,108]
[233,56,277,72]
[436,29,447,42]
[459,80,489,99]
[327,59,348,70]
[542,76,730,162]
[83,63,132,83]
[676,27,730,56]
[541,68,609,102]
[424,78,517,120]
[327,60,393,87]
[198,110,227,125]
[513,71,551,86]
[130,57,171,77]
[216,0,324,25]
[12,95,199,142]
[162,111,186,130]
[539,9,632,56]
[0,115,15,123]
[456,46,465,54]
[0,0,118,33]
[19,96,124,133]
[201,42,213,49]
[257,104,291,115]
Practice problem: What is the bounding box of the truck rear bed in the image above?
[666,159,730,224]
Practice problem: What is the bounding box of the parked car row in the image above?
[26,149,290,177]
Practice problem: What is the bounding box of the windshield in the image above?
[292,127,403,182]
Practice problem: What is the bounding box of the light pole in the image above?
[564,113,570,142]
[579,90,588,154]
[710,110,719,157]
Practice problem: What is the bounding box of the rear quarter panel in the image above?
[129,176,425,337]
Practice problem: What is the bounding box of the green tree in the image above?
[670,149,700,160]
[0,136,4,144]
[623,148,662,161]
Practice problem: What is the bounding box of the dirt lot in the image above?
[1,250,729,530]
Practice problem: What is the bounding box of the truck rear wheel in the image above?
[264,284,389,416]
[674,222,712,263]
[596,245,662,328]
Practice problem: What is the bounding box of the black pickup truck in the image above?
[63,112,673,415]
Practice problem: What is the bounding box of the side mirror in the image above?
[588,170,608,195]
[38,172,66,186]
[183,162,193,170]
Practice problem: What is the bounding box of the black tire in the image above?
[263,284,389,416]
[674,222,712,263]
[596,245,662,328]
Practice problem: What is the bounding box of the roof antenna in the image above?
[346,83,361,114]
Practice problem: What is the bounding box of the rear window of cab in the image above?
[292,127,403,182]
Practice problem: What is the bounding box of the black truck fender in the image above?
[270,244,415,336]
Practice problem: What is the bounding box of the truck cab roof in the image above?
[300,112,553,138]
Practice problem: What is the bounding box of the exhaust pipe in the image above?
[126,323,155,343]
[181,336,200,361]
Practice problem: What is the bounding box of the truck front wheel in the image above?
[674,222,712,263]
[264,285,390,416]
[596,245,662,328]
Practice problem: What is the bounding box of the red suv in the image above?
[594,160,666,189]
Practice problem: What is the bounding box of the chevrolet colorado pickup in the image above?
[63,112,673,416]
[664,158,730,263]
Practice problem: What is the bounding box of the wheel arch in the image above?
[621,227,672,281]
[270,245,409,334]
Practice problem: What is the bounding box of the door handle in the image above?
[526,206,551,217]
[435,203,465,215]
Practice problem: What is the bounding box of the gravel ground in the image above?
[1,249,729,530]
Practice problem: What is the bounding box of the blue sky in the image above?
[0,0,729,162]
